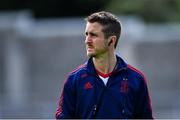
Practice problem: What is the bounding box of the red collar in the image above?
[95,69,113,78]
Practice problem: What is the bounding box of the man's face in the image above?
[85,22,109,58]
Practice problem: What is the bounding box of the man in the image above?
[55,11,153,119]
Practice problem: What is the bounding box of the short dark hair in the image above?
[86,11,121,48]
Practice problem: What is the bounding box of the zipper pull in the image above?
[93,104,97,115]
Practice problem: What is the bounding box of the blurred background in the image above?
[0,0,180,118]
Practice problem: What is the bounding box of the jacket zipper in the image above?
[87,67,128,118]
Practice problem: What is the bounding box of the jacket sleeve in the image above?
[55,75,76,119]
[134,75,153,119]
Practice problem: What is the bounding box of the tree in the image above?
[105,0,180,23]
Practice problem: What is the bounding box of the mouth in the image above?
[87,48,93,53]
[86,45,94,51]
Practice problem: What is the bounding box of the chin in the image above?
[87,52,96,57]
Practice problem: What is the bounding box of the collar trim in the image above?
[95,68,113,78]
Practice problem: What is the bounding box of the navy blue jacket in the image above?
[55,55,153,119]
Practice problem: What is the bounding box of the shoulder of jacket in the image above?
[63,63,87,86]
[67,63,87,77]
[127,64,147,81]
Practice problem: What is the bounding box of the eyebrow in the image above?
[85,31,98,36]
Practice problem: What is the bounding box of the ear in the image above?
[108,36,116,47]
[108,39,113,46]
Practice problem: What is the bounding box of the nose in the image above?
[85,35,92,44]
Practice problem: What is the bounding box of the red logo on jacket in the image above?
[84,82,93,89]
[120,78,129,93]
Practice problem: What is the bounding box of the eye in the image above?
[89,32,97,37]
[85,32,97,37]
[90,33,96,36]
[85,32,88,36]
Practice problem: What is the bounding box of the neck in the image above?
[93,52,117,74]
